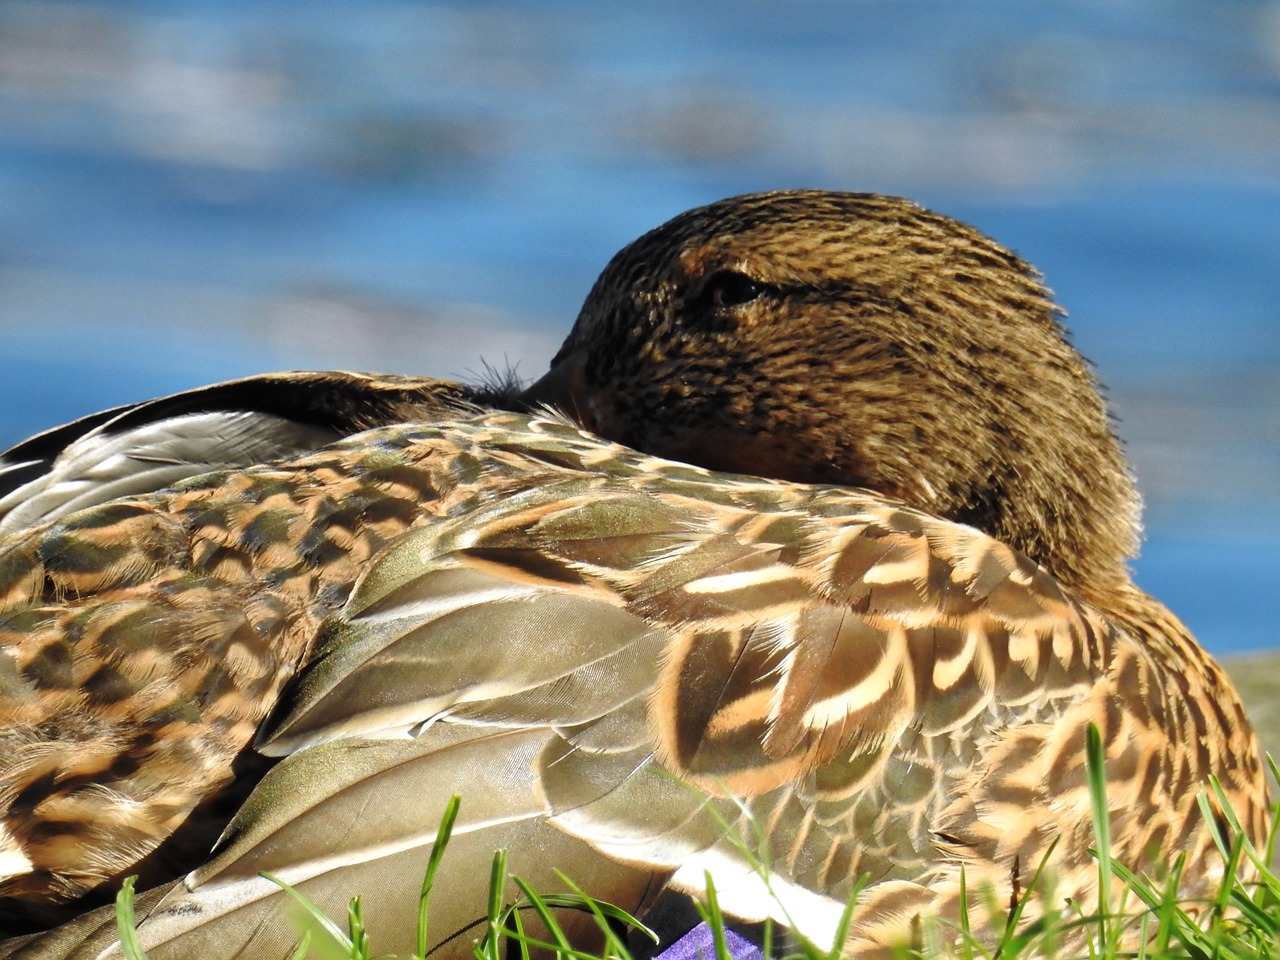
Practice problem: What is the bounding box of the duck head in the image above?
[524,190,1141,607]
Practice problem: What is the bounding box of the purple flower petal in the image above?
[654,921,763,960]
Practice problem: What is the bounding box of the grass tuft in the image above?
[110,737,1280,960]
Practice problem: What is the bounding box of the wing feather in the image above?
[0,372,473,537]
[0,414,1168,957]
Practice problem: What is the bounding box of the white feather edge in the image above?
[0,411,340,535]
[669,847,847,950]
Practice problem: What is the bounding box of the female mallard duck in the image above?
[0,191,1267,958]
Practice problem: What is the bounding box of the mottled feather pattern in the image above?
[0,372,479,539]
[5,412,1235,934]
[0,192,1266,957]
[0,412,1119,934]
[0,412,477,919]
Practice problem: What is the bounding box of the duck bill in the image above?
[519,349,596,432]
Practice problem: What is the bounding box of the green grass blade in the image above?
[482,932,614,960]
[208,752,1280,960]
[285,930,313,960]
[1084,722,1113,947]
[511,876,575,956]
[957,865,971,947]
[507,899,533,960]
[1198,792,1231,859]
[526,891,649,934]
[416,794,462,960]
[550,871,639,959]
[759,919,774,960]
[262,871,354,955]
[476,849,509,960]
[696,873,733,960]
[114,876,149,960]
[1151,857,1184,959]
[1214,834,1245,919]
[347,896,368,960]
[826,877,866,960]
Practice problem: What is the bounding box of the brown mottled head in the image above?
[524,190,1141,603]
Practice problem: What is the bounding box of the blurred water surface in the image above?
[0,0,1277,651]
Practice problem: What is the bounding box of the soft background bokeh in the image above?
[0,1,1277,653]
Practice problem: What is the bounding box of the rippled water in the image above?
[0,0,1277,651]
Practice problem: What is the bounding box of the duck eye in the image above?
[704,270,764,308]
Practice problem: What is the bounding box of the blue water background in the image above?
[0,1,1277,652]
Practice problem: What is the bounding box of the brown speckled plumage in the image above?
[0,373,478,928]
[0,192,1266,958]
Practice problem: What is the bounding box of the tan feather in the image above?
[0,192,1266,958]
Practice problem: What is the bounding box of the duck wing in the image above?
[0,413,1196,959]
[0,372,475,536]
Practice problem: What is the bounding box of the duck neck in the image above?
[1046,552,1213,680]
[1097,578,1205,669]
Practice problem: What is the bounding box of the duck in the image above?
[0,190,1267,959]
